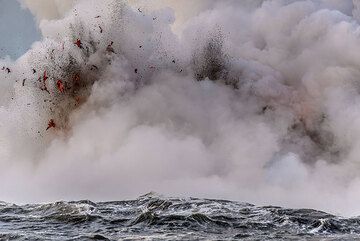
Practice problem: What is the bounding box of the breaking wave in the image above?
[1,193,360,240]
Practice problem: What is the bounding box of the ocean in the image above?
[1,193,358,240]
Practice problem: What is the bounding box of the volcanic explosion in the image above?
[2,0,360,216]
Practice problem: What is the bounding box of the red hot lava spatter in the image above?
[57,80,65,93]
[46,119,56,131]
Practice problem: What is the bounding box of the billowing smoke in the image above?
[2,0,360,216]
[18,0,76,21]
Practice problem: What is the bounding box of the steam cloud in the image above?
[2,0,360,216]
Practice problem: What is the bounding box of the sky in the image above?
[0,0,40,59]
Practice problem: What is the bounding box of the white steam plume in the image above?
[18,0,76,21]
[2,0,360,216]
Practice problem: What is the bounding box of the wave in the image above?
[0,194,359,240]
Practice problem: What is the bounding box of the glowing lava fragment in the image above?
[57,80,65,93]
[74,39,83,48]
[46,119,56,131]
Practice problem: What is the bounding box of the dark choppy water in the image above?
[1,193,359,240]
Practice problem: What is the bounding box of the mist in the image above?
[2,0,360,216]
